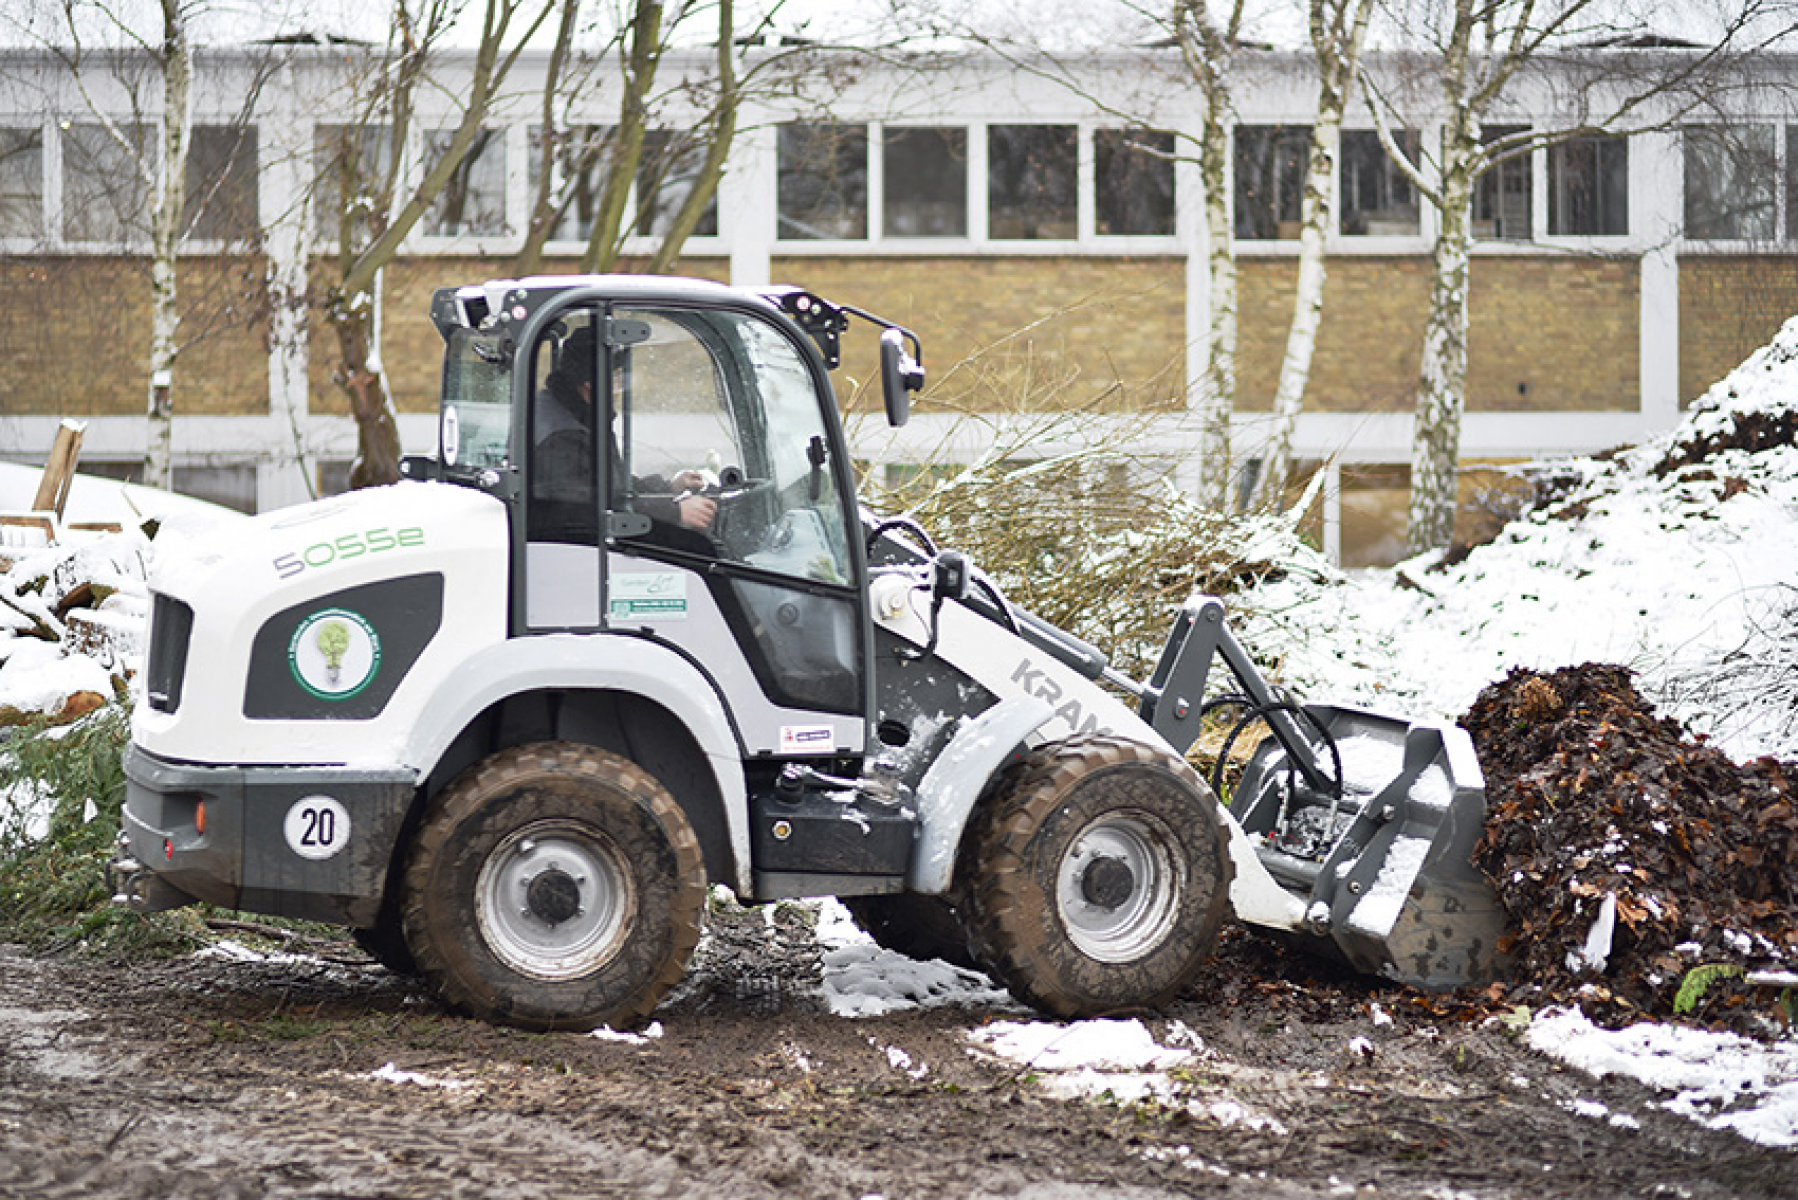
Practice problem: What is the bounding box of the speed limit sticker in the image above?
[284,796,352,861]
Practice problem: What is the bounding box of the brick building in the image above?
[0,42,1794,565]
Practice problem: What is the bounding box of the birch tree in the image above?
[18,1,276,491]
[1246,0,1374,510]
[38,0,194,491]
[518,0,851,279]
[143,0,190,492]
[1172,0,1248,511]
[517,0,739,275]
[1367,0,1793,554]
[322,0,557,489]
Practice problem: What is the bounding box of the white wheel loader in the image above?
[113,275,1506,1030]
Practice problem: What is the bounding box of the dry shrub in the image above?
[854,339,1327,681]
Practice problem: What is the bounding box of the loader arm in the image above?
[1138,594,1339,796]
[868,534,1509,991]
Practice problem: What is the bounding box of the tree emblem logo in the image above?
[288,608,382,700]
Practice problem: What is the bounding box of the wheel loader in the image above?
[113,275,1506,1030]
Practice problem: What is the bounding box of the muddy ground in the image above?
[1,906,1792,1200]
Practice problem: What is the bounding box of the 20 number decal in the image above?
[284,795,352,861]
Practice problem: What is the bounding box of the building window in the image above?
[1474,126,1531,240]
[1233,125,1308,240]
[1548,135,1628,236]
[883,126,966,238]
[184,125,259,242]
[1095,128,1175,236]
[778,123,866,240]
[0,126,43,239]
[427,127,507,237]
[527,127,716,244]
[988,124,1076,239]
[1340,129,1417,235]
[528,124,608,243]
[1683,124,1776,241]
[634,129,719,239]
[173,464,257,514]
[314,124,393,245]
[63,122,149,242]
[1790,126,1798,242]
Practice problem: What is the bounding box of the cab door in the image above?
[520,301,871,758]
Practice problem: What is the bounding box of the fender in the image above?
[875,573,1307,930]
[908,695,1054,894]
[400,632,752,894]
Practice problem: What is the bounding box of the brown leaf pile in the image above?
[1461,664,1798,1027]
[1653,405,1798,477]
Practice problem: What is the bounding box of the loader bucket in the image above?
[1226,704,1510,989]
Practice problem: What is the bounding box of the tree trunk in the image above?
[515,0,581,277]
[331,284,402,491]
[1194,94,1237,512]
[1249,121,1336,511]
[1250,0,1372,512]
[1408,160,1474,555]
[647,0,735,274]
[580,0,663,273]
[328,0,557,489]
[144,0,191,492]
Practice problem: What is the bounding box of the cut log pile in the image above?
[1464,664,1798,1032]
[0,514,148,726]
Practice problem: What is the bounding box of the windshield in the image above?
[440,328,512,470]
[614,307,852,585]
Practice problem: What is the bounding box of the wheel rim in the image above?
[1055,810,1183,963]
[475,820,634,981]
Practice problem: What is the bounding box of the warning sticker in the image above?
[610,572,688,621]
[780,725,836,755]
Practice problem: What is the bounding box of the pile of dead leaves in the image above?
[1461,664,1798,1032]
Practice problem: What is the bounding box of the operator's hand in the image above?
[676,493,716,530]
[669,471,717,529]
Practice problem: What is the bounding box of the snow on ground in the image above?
[1528,1007,1798,1147]
[813,898,1013,1017]
[0,461,239,535]
[1239,315,1798,765]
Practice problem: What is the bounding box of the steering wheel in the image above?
[706,465,777,556]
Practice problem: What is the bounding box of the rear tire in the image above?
[841,893,979,972]
[401,742,706,1031]
[963,736,1233,1018]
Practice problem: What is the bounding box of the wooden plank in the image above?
[30,420,87,520]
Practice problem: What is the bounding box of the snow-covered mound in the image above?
[0,466,243,722]
[1242,315,1798,764]
[0,461,238,532]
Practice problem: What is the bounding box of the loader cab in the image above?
[432,280,874,757]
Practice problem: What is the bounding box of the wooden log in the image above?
[31,419,87,520]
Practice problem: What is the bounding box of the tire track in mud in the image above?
[2,930,1795,1200]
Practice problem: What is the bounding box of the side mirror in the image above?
[879,328,923,428]
[932,550,970,602]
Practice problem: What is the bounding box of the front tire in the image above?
[963,736,1233,1018]
[401,743,706,1031]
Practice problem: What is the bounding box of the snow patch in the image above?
[368,1062,475,1090]
[1528,1007,1798,1147]
[1346,835,1430,937]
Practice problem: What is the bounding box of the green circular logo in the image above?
[288,608,382,701]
